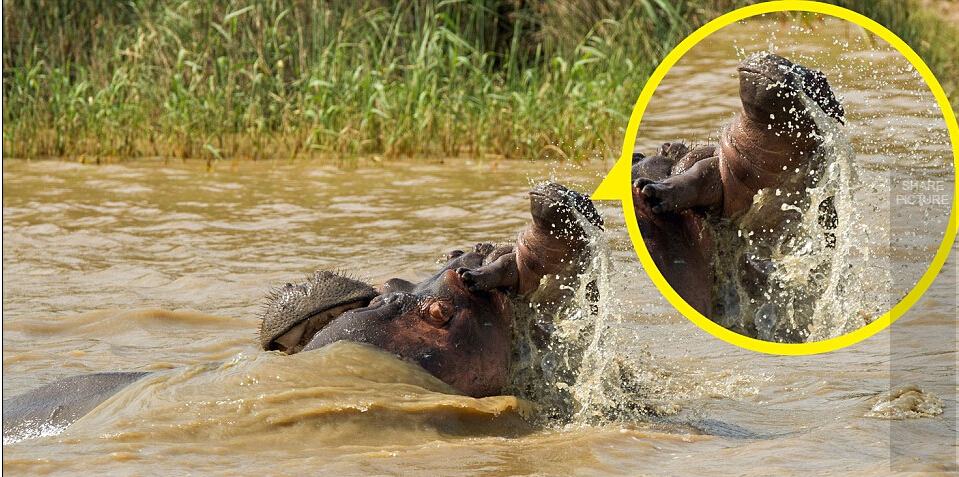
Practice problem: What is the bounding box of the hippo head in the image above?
[737,52,845,129]
[528,182,604,241]
[259,252,512,398]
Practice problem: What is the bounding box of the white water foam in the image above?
[505,207,676,425]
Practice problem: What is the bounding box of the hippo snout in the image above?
[737,52,844,126]
[529,183,604,235]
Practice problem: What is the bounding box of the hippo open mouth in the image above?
[267,298,370,354]
[259,271,379,353]
[259,255,498,357]
[261,182,604,358]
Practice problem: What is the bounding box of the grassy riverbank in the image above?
[832,0,959,97]
[3,0,957,162]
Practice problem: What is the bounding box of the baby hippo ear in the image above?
[799,66,845,125]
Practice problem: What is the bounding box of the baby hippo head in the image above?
[528,182,604,242]
[737,52,845,130]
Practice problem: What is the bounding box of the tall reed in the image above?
[2,0,955,161]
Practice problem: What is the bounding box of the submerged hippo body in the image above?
[634,53,844,336]
[2,372,150,442]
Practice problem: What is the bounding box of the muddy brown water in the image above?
[3,16,957,477]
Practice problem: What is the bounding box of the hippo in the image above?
[259,182,603,397]
[633,52,844,340]
[3,182,603,441]
[259,255,514,398]
[635,52,843,220]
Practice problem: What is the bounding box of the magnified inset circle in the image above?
[621,2,958,354]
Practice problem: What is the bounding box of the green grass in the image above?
[2,0,956,162]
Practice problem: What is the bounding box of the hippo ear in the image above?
[799,67,845,125]
[444,249,465,261]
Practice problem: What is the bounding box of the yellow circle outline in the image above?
[617,0,959,355]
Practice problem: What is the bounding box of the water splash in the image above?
[3,420,69,445]
[710,75,887,342]
[801,90,891,341]
[865,386,944,419]
[505,208,668,426]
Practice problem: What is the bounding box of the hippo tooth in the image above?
[273,321,308,353]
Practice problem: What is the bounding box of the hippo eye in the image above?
[426,301,454,327]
